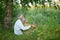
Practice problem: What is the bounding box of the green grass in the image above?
[0,8,60,40]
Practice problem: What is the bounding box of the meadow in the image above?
[0,6,60,40]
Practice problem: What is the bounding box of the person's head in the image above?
[19,14,24,20]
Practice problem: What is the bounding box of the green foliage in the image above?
[12,7,60,40]
[0,0,5,24]
[20,0,52,7]
[26,8,60,40]
[0,0,60,40]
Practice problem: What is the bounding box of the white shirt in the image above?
[14,19,31,35]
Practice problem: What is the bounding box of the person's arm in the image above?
[20,25,31,30]
[18,20,31,30]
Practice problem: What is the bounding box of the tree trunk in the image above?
[4,0,13,30]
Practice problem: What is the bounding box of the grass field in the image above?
[0,7,60,40]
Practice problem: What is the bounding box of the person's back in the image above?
[14,19,23,35]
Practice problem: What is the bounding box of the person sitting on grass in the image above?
[14,14,37,35]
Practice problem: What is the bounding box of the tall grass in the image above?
[0,7,60,40]
[13,7,60,40]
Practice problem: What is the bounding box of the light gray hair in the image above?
[18,14,23,19]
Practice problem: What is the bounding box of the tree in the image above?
[4,0,13,29]
[20,0,52,7]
